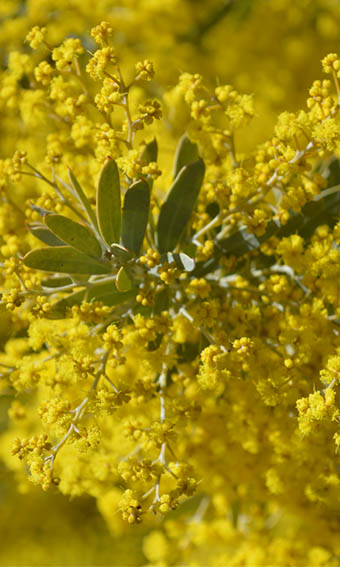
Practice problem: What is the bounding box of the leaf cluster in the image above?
[23,136,205,317]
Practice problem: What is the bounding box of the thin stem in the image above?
[116,66,134,149]
[45,351,109,468]
[192,212,223,244]
[26,163,88,224]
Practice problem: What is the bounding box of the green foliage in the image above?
[68,169,99,230]
[121,180,150,255]
[44,214,102,257]
[157,158,205,253]
[27,224,66,247]
[173,135,199,178]
[41,276,73,288]
[21,144,207,322]
[160,252,195,272]
[86,281,135,305]
[96,159,121,246]
[21,144,340,323]
[47,283,135,318]
[23,247,111,274]
[116,266,133,291]
[218,220,280,257]
[279,189,340,242]
[48,289,86,318]
[140,138,158,190]
[140,138,158,165]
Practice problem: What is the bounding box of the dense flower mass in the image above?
[3,1,340,566]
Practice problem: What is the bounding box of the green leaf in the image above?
[140,138,158,190]
[194,220,280,277]
[176,341,200,363]
[121,179,150,255]
[68,169,98,230]
[218,228,260,256]
[324,157,340,188]
[193,256,220,278]
[173,135,199,179]
[153,287,170,314]
[110,244,134,265]
[96,159,121,245]
[47,281,136,319]
[28,224,66,247]
[218,220,280,257]
[47,290,86,319]
[116,266,132,291]
[276,188,340,242]
[140,137,158,165]
[295,191,340,240]
[160,252,195,272]
[157,158,205,253]
[23,247,112,275]
[29,202,53,218]
[87,281,135,305]
[45,214,102,258]
[218,187,340,261]
[41,276,73,288]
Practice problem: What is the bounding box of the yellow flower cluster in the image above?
[3,2,340,566]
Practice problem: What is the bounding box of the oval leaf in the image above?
[41,276,73,288]
[157,158,205,253]
[140,137,158,165]
[121,180,150,255]
[324,157,340,188]
[140,138,158,190]
[173,135,199,179]
[218,220,280,257]
[96,159,121,245]
[116,266,132,292]
[28,224,66,247]
[153,287,170,314]
[68,169,98,230]
[47,290,86,319]
[23,247,111,275]
[45,214,102,258]
[218,228,260,256]
[87,281,135,305]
